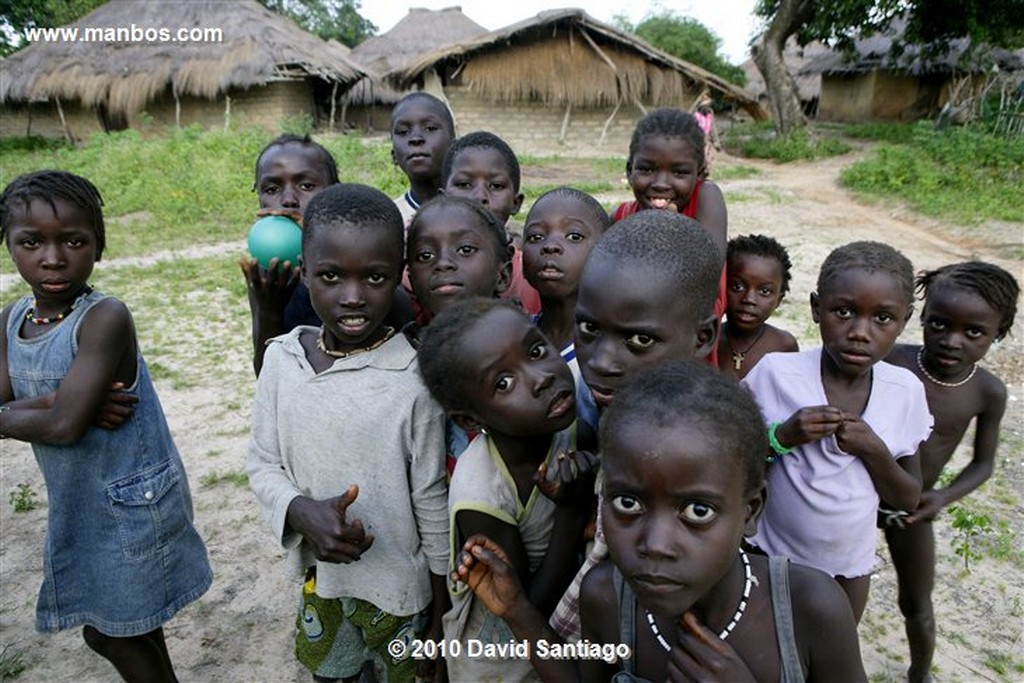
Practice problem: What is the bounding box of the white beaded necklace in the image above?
[916,348,976,388]
[645,548,753,650]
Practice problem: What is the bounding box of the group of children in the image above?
[0,91,1018,683]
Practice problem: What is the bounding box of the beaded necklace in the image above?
[645,548,753,651]
[916,348,976,388]
[25,286,93,325]
[317,325,395,359]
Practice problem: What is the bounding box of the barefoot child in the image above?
[718,234,799,379]
[550,211,723,641]
[247,184,449,682]
[453,361,866,682]
[521,187,611,381]
[744,241,932,622]
[612,107,729,364]
[391,92,456,225]
[418,298,594,682]
[883,261,1018,683]
[0,171,212,682]
[442,130,541,314]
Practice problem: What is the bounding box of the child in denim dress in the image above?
[0,171,212,682]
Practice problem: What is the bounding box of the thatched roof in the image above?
[801,19,1024,76]
[742,39,825,103]
[0,0,367,116]
[386,8,768,120]
[347,6,488,106]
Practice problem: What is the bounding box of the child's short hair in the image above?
[728,233,794,296]
[391,92,456,136]
[526,187,612,232]
[302,183,404,256]
[600,360,768,495]
[817,240,914,306]
[417,297,524,413]
[407,195,510,263]
[917,261,1020,339]
[590,211,721,320]
[442,131,521,192]
[626,107,705,173]
[0,170,106,260]
[253,134,340,187]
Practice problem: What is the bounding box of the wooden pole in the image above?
[224,94,231,132]
[329,81,339,131]
[54,97,74,145]
[559,103,572,143]
[174,92,181,128]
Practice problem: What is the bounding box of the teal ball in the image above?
[247,215,302,268]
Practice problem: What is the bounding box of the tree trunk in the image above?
[754,0,814,135]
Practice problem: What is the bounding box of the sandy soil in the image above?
[1,149,1021,682]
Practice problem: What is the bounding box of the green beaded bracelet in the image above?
[768,422,792,457]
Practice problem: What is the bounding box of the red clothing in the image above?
[613,180,726,366]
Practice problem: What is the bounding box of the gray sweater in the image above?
[247,327,449,615]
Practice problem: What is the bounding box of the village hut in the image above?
[385,8,767,156]
[345,6,488,131]
[742,39,827,116]
[0,0,367,140]
[801,19,1023,121]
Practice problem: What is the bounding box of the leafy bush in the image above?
[840,126,1024,223]
[732,129,852,162]
[842,121,922,144]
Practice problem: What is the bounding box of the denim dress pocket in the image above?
[107,460,189,560]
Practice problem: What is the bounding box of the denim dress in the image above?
[6,290,212,636]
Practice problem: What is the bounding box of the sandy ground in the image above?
[1,148,1021,682]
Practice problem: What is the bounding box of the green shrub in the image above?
[732,129,851,162]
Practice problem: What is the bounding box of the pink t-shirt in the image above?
[742,348,932,577]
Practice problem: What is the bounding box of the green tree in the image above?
[617,11,746,86]
[0,0,104,55]
[754,0,1024,134]
[258,0,375,47]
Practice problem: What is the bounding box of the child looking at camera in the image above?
[442,131,541,314]
[521,187,611,381]
[718,234,799,379]
[883,261,1018,683]
[418,298,593,682]
[391,92,456,225]
[453,361,865,682]
[744,241,932,623]
[247,184,449,682]
[0,171,211,682]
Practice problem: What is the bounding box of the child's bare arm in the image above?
[908,378,1006,524]
[239,256,300,377]
[0,299,135,444]
[694,180,727,259]
[285,485,374,563]
[790,564,867,682]
[837,413,922,511]
[453,535,581,683]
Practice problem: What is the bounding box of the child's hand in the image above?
[451,534,524,618]
[533,449,598,508]
[665,612,756,683]
[778,406,843,447]
[905,490,945,525]
[95,382,139,429]
[835,413,887,459]
[289,485,374,563]
[238,256,301,311]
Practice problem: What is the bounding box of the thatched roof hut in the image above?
[344,6,487,130]
[800,19,1023,121]
[376,8,765,155]
[0,0,368,138]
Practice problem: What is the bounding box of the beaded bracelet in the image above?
[768,422,792,457]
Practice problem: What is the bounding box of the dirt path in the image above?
[1,149,1021,682]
